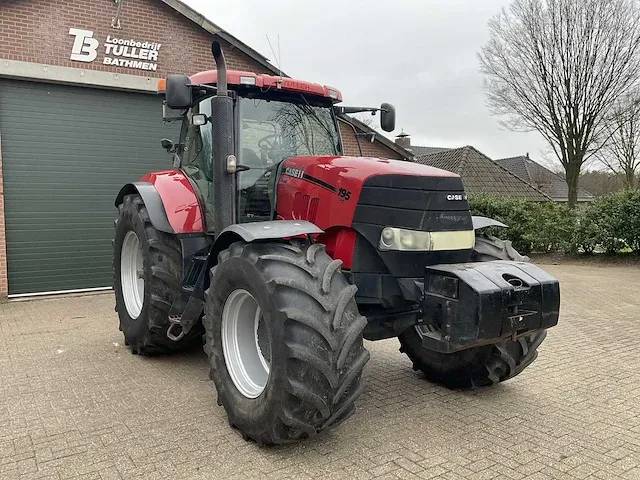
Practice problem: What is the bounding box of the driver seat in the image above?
[238,148,274,221]
[243,148,262,168]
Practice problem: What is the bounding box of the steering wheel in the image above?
[258,133,281,151]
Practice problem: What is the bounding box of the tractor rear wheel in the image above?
[113,193,202,355]
[398,233,547,389]
[204,240,370,445]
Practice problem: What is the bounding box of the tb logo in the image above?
[69,28,99,62]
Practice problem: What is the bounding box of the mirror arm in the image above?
[335,106,381,115]
[186,83,217,94]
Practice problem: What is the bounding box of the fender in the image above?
[472,215,508,230]
[115,182,174,234]
[173,219,324,313]
[219,220,324,242]
[209,219,322,256]
[208,220,324,273]
[115,169,205,234]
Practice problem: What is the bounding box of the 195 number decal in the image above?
[337,188,351,202]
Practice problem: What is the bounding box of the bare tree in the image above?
[479,0,640,207]
[580,170,626,195]
[351,113,379,131]
[529,164,553,191]
[595,90,640,188]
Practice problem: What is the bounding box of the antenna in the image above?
[266,34,283,88]
[278,34,282,77]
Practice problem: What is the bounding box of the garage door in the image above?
[0,79,181,295]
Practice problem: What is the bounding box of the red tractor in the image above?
[113,42,560,445]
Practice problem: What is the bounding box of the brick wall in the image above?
[0,0,272,78]
[339,120,403,159]
[0,0,272,299]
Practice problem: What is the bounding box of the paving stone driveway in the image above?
[1,264,639,480]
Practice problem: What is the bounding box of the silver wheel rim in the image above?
[222,289,270,399]
[121,231,144,319]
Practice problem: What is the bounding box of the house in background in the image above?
[393,131,451,156]
[393,133,551,200]
[414,146,551,200]
[497,154,595,204]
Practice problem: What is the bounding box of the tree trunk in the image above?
[565,162,582,208]
[624,168,636,189]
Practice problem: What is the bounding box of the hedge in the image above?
[469,190,640,255]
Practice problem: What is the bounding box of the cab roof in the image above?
[158,70,343,103]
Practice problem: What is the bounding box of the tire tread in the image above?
[204,240,369,445]
[114,194,203,355]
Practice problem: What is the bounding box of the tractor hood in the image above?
[279,155,461,186]
[275,155,473,279]
[276,154,471,232]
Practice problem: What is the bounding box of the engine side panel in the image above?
[275,155,462,229]
[140,169,204,233]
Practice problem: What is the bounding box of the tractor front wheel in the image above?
[113,193,202,355]
[204,240,370,445]
[398,233,547,389]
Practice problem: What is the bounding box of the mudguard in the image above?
[472,215,508,230]
[215,220,323,244]
[115,182,174,234]
[115,170,205,234]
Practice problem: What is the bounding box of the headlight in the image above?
[380,227,396,248]
[378,227,475,252]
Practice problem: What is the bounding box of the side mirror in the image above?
[161,138,175,153]
[380,103,396,132]
[165,74,192,109]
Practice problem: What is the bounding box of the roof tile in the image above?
[414,147,551,201]
[497,156,594,201]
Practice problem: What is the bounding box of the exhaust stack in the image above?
[212,41,228,97]
[210,41,235,234]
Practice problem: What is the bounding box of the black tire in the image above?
[113,194,203,355]
[204,240,370,445]
[398,232,546,389]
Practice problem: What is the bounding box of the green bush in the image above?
[469,195,577,254]
[470,191,640,256]
[468,195,534,253]
[529,201,578,253]
[574,211,600,254]
[579,189,640,254]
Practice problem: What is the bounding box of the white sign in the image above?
[69,28,161,72]
[69,28,99,62]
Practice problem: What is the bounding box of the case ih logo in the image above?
[69,28,161,72]
[446,194,467,201]
[283,167,304,179]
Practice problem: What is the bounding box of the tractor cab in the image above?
[159,69,395,230]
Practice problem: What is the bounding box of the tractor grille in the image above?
[354,175,473,231]
[351,174,474,278]
[353,174,472,231]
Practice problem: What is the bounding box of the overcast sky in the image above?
[182,0,556,165]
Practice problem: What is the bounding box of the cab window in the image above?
[179,99,214,228]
